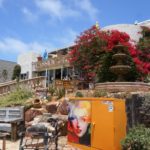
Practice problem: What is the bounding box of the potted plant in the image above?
[37,55,42,61]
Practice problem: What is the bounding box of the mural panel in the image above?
[68,100,91,146]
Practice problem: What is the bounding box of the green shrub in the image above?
[75,91,84,97]
[48,85,56,96]
[93,90,107,97]
[144,74,150,82]
[12,65,21,80]
[121,125,150,150]
[97,52,117,82]
[47,95,52,101]
[140,93,150,127]
[56,87,65,99]
[0,88,33,107]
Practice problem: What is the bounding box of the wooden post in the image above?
[11,122,17,141]
[2,135,6,150]
[61,67,63,80]
[0,133,8,150]
[53,69,56,82]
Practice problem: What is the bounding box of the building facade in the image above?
[32,46,74,85]
[0,59,17,83]
[19,20,150,84]
[17,51,39,79]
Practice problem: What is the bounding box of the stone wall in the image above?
[95,82,150,93]
[0,76,46,95]
[125,94,144,130]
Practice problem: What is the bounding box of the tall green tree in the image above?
[12,65,21,80]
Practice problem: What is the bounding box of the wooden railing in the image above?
[32,55,70,71]
[0,76,46,96]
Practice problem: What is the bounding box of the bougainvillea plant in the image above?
[135,26,150,76]
[68,25,108,80]
[97,29,141,82]
[68,25,150,82]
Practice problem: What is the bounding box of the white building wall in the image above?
[137,20,150,27]
[17,51,39,79]
[102,24,142,43]
[102,21,150,43]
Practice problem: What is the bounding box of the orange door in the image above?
[91,100,115,150]
[114,101,126,150]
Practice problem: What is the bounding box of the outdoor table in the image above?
[0,118,22,141]
[0,132,8,150]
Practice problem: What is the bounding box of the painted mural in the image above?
[68,100,91,146]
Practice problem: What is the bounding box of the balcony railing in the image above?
[32,55,70,71]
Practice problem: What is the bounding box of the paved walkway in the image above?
[0,136,80,150]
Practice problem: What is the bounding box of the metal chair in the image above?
[19,117,61,150]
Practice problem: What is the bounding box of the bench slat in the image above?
[0,106,24,141]
[0,107,24,121]
[0,123,11,132]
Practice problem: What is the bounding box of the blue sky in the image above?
[0,0,149,62]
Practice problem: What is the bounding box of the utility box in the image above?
[68,97,126,150]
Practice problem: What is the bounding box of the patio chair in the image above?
[19,117,61,150]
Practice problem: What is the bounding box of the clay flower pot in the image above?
[32,99,42,108]
[37,56,42,61]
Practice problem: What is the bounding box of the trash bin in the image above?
[67,97,126,150]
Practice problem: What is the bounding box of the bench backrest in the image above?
[0,106,24,122]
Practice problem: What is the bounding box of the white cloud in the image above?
[74,0,98,20]
[22,7,38,23]
[0,27,78,56]
[33,0,98,21]
[0,37,54,55]
[34,0,80,20]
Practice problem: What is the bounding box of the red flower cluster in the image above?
[134,26,150,74]
[68,25,108,80]
[68,25,150,80]
[105,30,150,75]
[107,30,130,50]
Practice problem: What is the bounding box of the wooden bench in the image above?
[0,106,24,141]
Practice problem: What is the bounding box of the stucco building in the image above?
[17,51,39,79]
[0,59,17,83]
